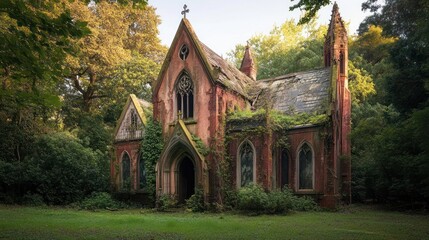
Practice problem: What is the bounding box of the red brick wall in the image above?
[112,140,141,191]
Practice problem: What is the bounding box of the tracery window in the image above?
[130,109,138,130]
[121,152,131,188]
[239,140,254,187]
[179,44,189,60]
[176,72,194,119]
[298,143,313,189]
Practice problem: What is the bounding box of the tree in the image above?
[0,0,90,164]
[0,132,108,204]
[348,58,375,104]
[63,0,165,112]
[289,0,331,24]
[227,19,326,79]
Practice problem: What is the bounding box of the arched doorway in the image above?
[178,156,195,203]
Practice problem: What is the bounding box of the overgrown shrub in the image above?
[237,184,268,213]
[223,188,238,210]
[186,188,206,212]
[22,193,45,206]
[290,195,319,211]
[280,187,319,211]
[265,190,293,214]
[26,132,108,205]
[237,185,319,214]
[156,194,177,212]
[79,192,125,210]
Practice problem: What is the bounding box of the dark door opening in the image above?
[178,156,195,203]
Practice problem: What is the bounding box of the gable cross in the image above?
[181,4,189,18]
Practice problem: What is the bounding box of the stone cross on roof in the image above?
[181,4,189,18]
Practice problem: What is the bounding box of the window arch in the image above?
[298,143,314,190]
[176,72,194,119]
[130,109,138,130]
[238,140,255,187]
[121,152,131,189]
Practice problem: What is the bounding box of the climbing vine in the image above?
[191,134,210,156]
[140,116,163,205]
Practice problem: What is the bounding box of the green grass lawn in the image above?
[0,205,428,240]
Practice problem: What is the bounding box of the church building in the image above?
[112,4,351,208]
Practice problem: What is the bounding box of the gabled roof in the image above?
[175,119,206,161]
[252,68,331,114]
[113,94,150,138]
[154,18,255,101]
[200,43,255,99]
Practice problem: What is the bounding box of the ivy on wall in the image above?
[140,117,163,205]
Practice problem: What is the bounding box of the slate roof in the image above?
[252,68,331,114]
[200,42,255,99]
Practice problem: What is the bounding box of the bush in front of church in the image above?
[237,184,268,213]
[186,188,206,212]
[79,192,125,210]
[237,184,319,214]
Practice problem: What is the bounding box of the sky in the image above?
[148,0,371,56]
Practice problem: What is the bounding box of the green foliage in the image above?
[156,194,177,212]
[270,111,328,129]
[290,195,319,211]
[348,59,376,104]
[186,188,206,212]
[289,0,331,24]
[350,25,396,64]
[227,19,325,79]
[140,117,163,205]
[351,102,429,205]
[265,189,293,214]
[79,192,125,210]
[237,184,319,214]
[62,1,165,112]
[228,108,327,129]
[360,0,429,113]
[237,184,268,213]
[27,132,108,205]
[22,193,45,206]
[75,113,112,154]
[191,135,210,156]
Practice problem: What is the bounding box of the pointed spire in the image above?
[240,41,257,80]
[333,1,339,13]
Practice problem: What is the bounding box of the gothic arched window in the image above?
[179,44,189,60]
[298,143,313,190]
[130,109,138,130]
[238,140,255,187]
[121,152,131,189]
[176,72,194,119]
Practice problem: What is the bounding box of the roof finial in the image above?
[181,4,189,18]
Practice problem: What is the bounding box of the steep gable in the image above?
[154,18,255,101]
[114,94,150,142]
